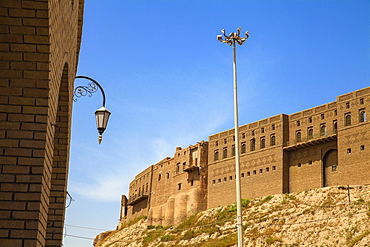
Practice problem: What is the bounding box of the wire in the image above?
[64,234,95,240]
[65,224,109,232]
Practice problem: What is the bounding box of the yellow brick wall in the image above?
[0,1,83,246]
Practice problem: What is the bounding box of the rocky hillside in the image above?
[94,185,370,247]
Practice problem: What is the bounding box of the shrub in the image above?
[160,234,176,242]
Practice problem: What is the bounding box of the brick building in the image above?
[0,1,84,246]
[121,86,369,225]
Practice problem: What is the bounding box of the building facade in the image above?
[0,1,84,246]
[121,87,369,225]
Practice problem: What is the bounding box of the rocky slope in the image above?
[95,185,370,247]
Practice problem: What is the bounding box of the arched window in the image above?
[223,148,227,159]
[176,163,180,174]
[308,128,314,139]
[345,114,351,126]
[166,172,170,179]
[320,125,326,136]
[333,121,337,133]
[241,142,246,153]
[158,174,161,181]
[360,110,366,122]
[260,138,265,148]
[250,138,255,151]
[231,145,235,156]
[296,131,301,142]
[270,135,276,146]
[214,150,219,161]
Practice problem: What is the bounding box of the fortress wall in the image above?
[288,141,337,192]
[208,147,284,208]
[287,101,338,147]
[207,115,287,208]
[121,87,370,227]
[336,89,370,186]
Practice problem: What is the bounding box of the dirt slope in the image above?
[95,185,370,247]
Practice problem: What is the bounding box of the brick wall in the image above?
[0,1,83,246]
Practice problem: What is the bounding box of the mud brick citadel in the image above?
[0,1,84,246]
[120,87,370,227]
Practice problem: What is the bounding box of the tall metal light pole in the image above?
[217,27,249,247]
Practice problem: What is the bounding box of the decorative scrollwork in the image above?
[73,83,99,102]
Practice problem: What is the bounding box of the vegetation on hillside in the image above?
[95,185,370,247]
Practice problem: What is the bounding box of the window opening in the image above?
[345,114,351,126]
[214,150,219,161]
[250,138,255,151]
[296,131,301,142]
[241,142,246,153]
[320,125,326,136]
[308,128,314,139]
[270,135,276,146]
[360,110,366,122]
[260,137,265,148]
[223,148,227,159]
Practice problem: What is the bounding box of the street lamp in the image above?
[217,27,249,247]
[74,76,111,144]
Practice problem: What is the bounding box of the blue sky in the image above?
[63,1,369,246]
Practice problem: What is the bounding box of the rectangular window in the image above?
[347,148,351,153]
[247,172,250,176]
[360,145,365,150]
[272,166,276,171]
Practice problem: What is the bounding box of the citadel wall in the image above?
[120,86,370,227]
[121,141,208,227]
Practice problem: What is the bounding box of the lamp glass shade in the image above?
[95,106,111,135]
